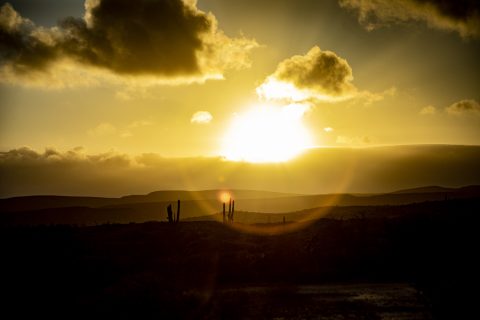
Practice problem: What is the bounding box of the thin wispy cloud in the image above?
[420,105,437,115]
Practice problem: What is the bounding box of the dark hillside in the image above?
[1,198,478,319]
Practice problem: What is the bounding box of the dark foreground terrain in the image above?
[1,198,478,319]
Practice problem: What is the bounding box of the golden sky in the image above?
[1,0,479,196]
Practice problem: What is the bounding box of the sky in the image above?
[1,0,479,196]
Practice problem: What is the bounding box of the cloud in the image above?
[420,105,437,115]
[88,120,153,138]
[446,99,480,115]
[120,131,133,138]
[1,145,480,197]
[115,87,154,101]
[87,122,117,137]
[0,0,258,87]
[339,0,480,38]
[0,146,131,166]
[191,111,213,124]
[336,135,373,145]
[127,120,153,129]
[256,46,356,102]
[354,86,397,105]
[324,127,334,132]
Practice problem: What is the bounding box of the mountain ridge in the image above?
[2,185,480,214]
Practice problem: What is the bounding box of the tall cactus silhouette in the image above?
[223,203,226,223]
[176,199,180,223]
[228,198,232,220]
[222,198,235,223]
[167,204,174,223]
[166,200,181,223]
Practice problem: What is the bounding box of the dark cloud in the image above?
[0,3,59,73]
[1,145,480,197]
[339,0,480,38]
[61,0,207,75]
[446,99,480,114]
[0,0,257,86]
[257,46,356,102]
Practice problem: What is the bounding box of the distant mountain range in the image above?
[0,189,293,212]
[1,185,479,226]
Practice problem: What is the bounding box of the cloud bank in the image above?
[339,0,480,38]
[1,145,479,197]
[0,0,257,87]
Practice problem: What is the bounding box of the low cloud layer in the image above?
[0,0,257,87]
[339,0,480,38]
[1,145,479,197]
[446,99,480,115]
[257,46,356,102]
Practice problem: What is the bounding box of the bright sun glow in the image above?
[256,77,311,101]
[256,77,343,103]
[222,104,313,163]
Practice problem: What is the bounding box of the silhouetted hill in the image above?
[123,189,295,202]
[0,189,296,213]
[0,186,480,225]
[1,186,479,226]
[390,185,480,194]
[1,198,478,319]
[0,195,119,212]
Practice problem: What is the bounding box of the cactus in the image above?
[224,198,235,223]
[166,200,180,224]
[167,204,174,223]
[223,203,226,223]
[228,198,232,221]
[176,199,180,223]
[222,199,235,223]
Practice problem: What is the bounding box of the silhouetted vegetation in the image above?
[222,198,235,223]
[0,197,478,319]
[167,200,181,223]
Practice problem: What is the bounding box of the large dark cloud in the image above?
[339,0,480,38]
[0,0,257,86]
[1,145,479,197]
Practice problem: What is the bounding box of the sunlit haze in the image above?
[0,0,479,196]
[2,2,479,318]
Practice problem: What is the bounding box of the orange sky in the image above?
[1,0,479,195]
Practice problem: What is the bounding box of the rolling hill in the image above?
[1,185,479,226]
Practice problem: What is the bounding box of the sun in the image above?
[221,104,313,163]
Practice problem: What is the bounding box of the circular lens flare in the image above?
[219,191,232,203]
